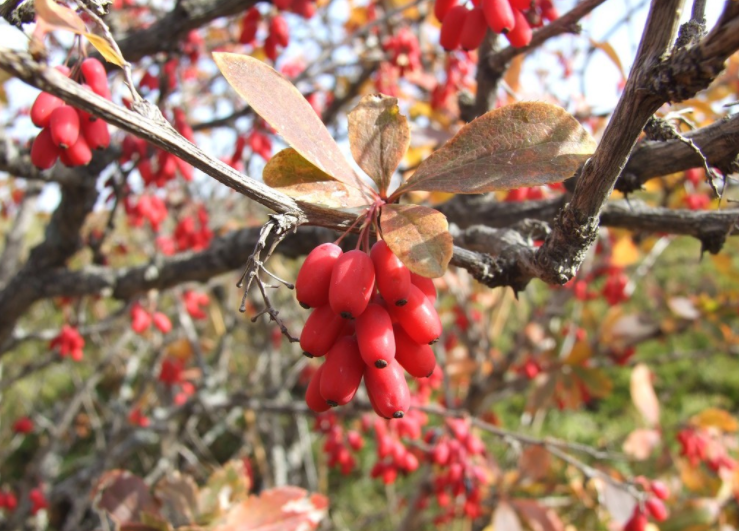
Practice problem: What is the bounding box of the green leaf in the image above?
[394,102,596,195]
[347,94,410,196]
[263,148,373,208]
[213,52,373,195]
[379,204,452,279]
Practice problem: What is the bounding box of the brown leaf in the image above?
[394,102,595,195]
[213,53,371,195]
[510,499,565,531]
[347,94,410,195]
[263,148,372,208]
[573,366,613,399]
[155,472,199,528]
[92,470,159,524]
[622,428,662,460]
[212,487,328,531]
[518,446,551,481]
[35,0,86,34]
[630,364,660,427]
[379,204,452,278]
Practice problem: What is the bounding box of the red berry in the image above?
[264,34,279,61]
[60,135,92,167]
[274,0,291,9]
[460,7,488,50]
[31,92,64,128]
[370,240,410,306]
[645,497,668,522]
[439,5,468,51]
[269,14,290,47]
[509,0,530,10]
[13,416,34,434]
[49,105,80,149]
[306,364,331,413]
[505,9,532,47]
[390,285,442,345]
[4,492,17,511]
[320,336,365,406]
[81,116,111,150]
[410,272,436,304]
[81,58,111,99]
[393,324,436,377]
[152,312,172,333]
[240,9,260,44]
[31,127,61,170]
[540,0,559,21]
[434,0,458,22]
[650,480,670,500]
[355,303,396,368]
[296,243,343,309]
[482,0,515,34]
[329,250,375,319]
[365,359,410,418]
[624,508,647,531]
[300,304,346,357]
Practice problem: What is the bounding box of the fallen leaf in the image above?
[263,148,372,208]
[630,364,660,427]
[347,94,410,195]
[213,52,371,194]
[393,102,595,195]
[379,203,453,278]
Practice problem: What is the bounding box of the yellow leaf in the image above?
[84,33,126,67]
[504,55,524,94]
[408,101,432,119]
[563,340,592,366]
[611,236,640,268]
[589,39,625,79]
[711,254,733,275]
[345,6,368,33]
[691,408,739,432]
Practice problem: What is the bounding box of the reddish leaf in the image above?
[92,470,159,524]
[35,0,86,34]
[630,363,660,427]
[347,94,410,195]
[510,499,565,531]
[379,204,453,278]
[393,102,595,195]
[213,53,372,195]
[212,486,328,531]
[263,148,373,208]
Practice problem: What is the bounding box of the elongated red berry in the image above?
[329,250,375,319]
[81,117,111,150]
[482,0,515,34]
[30,127,60,170]
[509,0,530,10]
[410,272,437,304]
[306,364,331,413]
[355,303,395,368]
[60,135,92,167]
[645,498,668,522]
[434,0,458,22]
[49,105,80,149]
[439,5,468,51]
[391,285,442,345]
[460,7,488,50]
[320,336,365,406]
[300,304,345,357]
[365,359,410,418]
[269,14,289,47]
[296,243,342,309]
[371,240,410,306]
[394,324,436,377]
[505,8,532,47]
[81,58,111,99]
[31,92,64,128]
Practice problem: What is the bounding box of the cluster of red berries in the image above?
[29,58,111,170]
[314,413,364,474]
[436,0,558,51]
[570,266,631,307]
[677,426,736,472]
[239,0,315,62]
[183,290,210,320]
[130,303,172,334]
[0,490,18,512]
[159,356,196,405]
[50,324,85,361]
[623,479,670,531]
[299,240,440,419]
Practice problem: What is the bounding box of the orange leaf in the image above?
[589,39,625,80]
[213,52,371,195]
[84,33,126,67]
[610,236,640,268]
[690,408,739,433]
[379,204,453,278]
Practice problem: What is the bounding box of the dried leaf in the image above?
[394,102,595,195]
[347,94,410,194]
[213,52,370,194]
[510,499,565,531]
[622,428,662,460]
[667,297,701,320]
[518,446,551,481]
[379,204,452,278]
[589,39,626,79]
[84,33,126,66]
[630,364,660,427]
[598,478,637,526]
[490,502,523,531]
[199,460,251,521]
[212,486,328,531]
[155,472,199,528]
[92,470,159,524]
[35,0,86,34]
[573,366,613,399]
[691,408,739,433]
[526,373,556,413]
[263,148,372,208]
